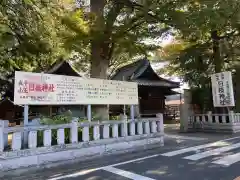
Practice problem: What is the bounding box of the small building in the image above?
[0,99,23,125]
[165,98,183,120]
[110,59,180,117]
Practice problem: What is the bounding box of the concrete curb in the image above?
[0,134,164,173]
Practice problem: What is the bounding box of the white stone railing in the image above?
[0,115,164,153]
[188,111,240,133]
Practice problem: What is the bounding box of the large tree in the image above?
[72,0,196,119]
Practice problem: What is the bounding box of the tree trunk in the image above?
[90,0,110,120]
[90,43,110,120]
[211,30,222,73]
[211,30,224,113]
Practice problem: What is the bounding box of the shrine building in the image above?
[110,59,180,117]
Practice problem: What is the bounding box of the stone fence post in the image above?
[120,114,128,137]
[71,118,78,143]
[0,121,4,152]
[207,111,212,123]
[229,111,235,124]
[156,113,164,146]
[0,120,9,152]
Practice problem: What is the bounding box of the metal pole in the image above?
[130,105,135,121]
[87,104,92,122]
[23,104,29,146]
[123,76,126,115]
[24,105,29,125]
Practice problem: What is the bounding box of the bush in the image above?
[37,114,73,146]
[37,110,91,146]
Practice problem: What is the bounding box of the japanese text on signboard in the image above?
[211,71,235,107]
[14,71,138,105]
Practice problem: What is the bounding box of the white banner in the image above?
[211,71,235,107]
[14,71,138,105]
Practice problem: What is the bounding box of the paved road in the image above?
[3,134,240,180]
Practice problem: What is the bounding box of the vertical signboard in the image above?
[211,71,235,107]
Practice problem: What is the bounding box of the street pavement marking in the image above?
[183,142,240,160]
[48,154,161,180]
[109,154,161,167]
[164,134,207,141]
[212,152,240,166]
[161,136,240,157]
[102,166,156,180]
[48,136,240,180]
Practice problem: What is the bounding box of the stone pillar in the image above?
[180,89,192,132]
[82,126,90,142]
[215,115,219,123]
[208,111,212,123]
[28,131,37,149]
[112,124,119,138]
[0,120,8,149]
[12,132,22,151]
[144,121,150,134]
[93,124,100,140]
[137,121,143,135]
[229,111,235,132]
[151,121,157,133]
[57,129,65,145]
[229,111,235,124]
[44,129,52,147]
[103,124,110,139]
[120,114,128,137]
[71,119,78,143]
[202,115,206,123]
[156,113,164,146]
[130,121,135,136]
[156,113,164,134]
[0,122,4,152]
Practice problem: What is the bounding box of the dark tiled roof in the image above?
[111,59,180,88]
[111,59,149,81]
[0,98,23,107]
[46,60,86,77]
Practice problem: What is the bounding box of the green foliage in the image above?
[154,0,240,109]
[40,114,73,125]
[37,112,96,146]
[0,0,80,99]
[0,0,68,69]
[191,86,213,112]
